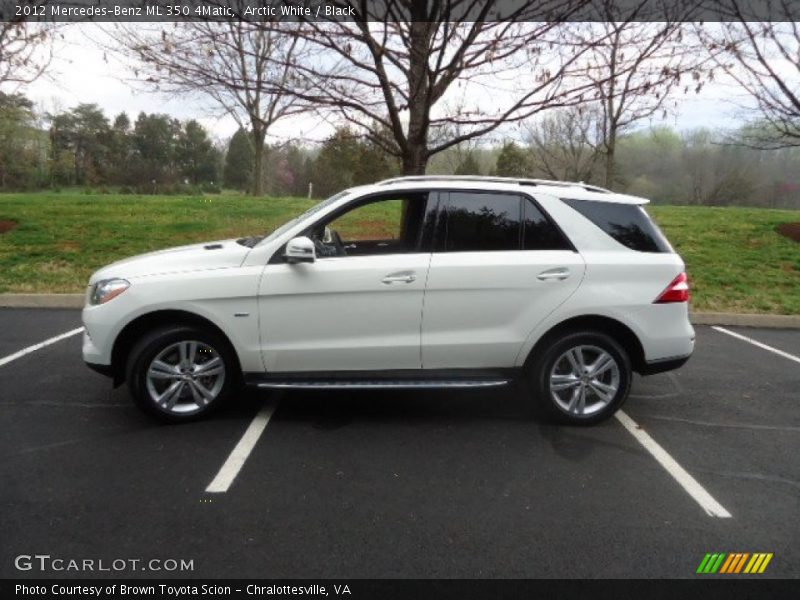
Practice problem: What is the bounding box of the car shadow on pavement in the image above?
[250,384,536,428]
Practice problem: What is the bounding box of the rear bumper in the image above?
[639,353,692,376]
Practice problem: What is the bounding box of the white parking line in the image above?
[712,326,800,365]
[615,410,732,518]
[206,398,279,493]
[0,327,85,369]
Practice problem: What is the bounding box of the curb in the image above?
[0,294,798,329]
[689,312,800,329]
[0,293,84,309]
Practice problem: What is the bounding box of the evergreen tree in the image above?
[49,104,110,185]
[495,142,530,177]
[131,112,181,188]
[224,128,253,191]
[312,128,398,197]
[177,120,219,184]
[107,113,133,185]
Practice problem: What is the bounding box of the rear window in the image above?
[562,198,672,253]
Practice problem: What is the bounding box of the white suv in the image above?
[82,176,694,425]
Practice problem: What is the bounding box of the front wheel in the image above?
[126,326,239,423]
[527,331,632,425]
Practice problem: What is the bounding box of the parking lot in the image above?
[0,307,798,579]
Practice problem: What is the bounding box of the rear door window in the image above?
[562,198,672,253]
[439,192,522,252]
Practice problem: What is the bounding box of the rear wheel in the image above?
[527,331,632,425]
[126,326,239,423]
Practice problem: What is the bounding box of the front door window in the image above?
[308,193,430,258]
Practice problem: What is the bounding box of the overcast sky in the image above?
[24,23,756,146]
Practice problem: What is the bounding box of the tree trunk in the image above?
[604,140,615,188]
[604,32,619,190]
[401,17,432,177]
[250,125,266,196]
[401,145,428,175]
[604,121,617,189]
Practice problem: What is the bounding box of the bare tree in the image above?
[524,105,604,182]
[699,1,800,148]
[577,4,704,187]
[0,6,52,91]
[261,0,622,175]
[115,20,311,195]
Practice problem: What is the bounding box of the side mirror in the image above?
[284,236,316,264]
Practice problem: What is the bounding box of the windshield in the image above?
[257,190,352,246]
[237,190,352,248]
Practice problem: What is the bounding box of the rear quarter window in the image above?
[523,198,574,251]
[562,198,672,253]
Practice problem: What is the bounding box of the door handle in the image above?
[382,272,416,284]
[537,267,570,281]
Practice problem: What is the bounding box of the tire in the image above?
[125,325,239,423]
[527,330,632,425]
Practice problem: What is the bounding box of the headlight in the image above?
[90,278,130,305]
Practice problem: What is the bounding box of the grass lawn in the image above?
[649,205,800,315]
[0,192,798,314]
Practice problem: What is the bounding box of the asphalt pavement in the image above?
[0,308,797,579]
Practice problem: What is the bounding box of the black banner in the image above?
[2,579,800,600]
[1,0,800,23]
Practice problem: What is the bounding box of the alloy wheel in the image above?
[549,344,620,417]
[145,340,226,414]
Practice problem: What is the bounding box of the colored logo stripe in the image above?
[720,553,749,573]
[697,553,773,574]
[745,553,773,574]
[697,553,726,573]
[719,553,736,573]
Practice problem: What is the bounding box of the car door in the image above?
[421,191,585,369]
[258,191,434,373]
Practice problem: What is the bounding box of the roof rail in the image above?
[376,175,610,194]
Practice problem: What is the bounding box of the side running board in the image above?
[256,379,510,390]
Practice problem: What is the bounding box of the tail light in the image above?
[654,272,690,303]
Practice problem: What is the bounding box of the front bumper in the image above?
[82,327,116,380]
[81,328,107,366]
[84,360,114,378]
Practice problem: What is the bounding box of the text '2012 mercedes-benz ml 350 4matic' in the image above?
[82,176,694,425]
